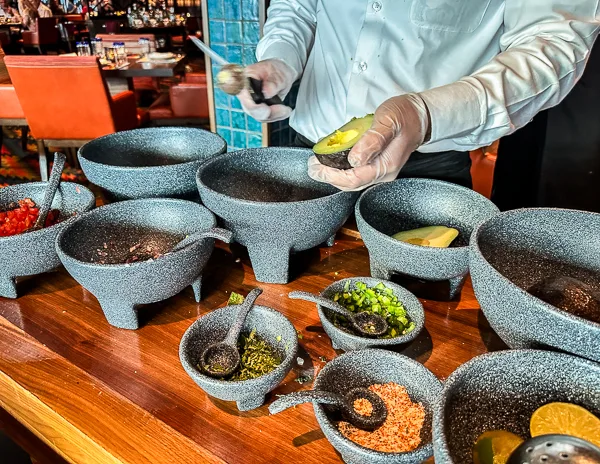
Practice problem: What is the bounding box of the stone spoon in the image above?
[169,228,234,253]
[507,434,600,464]
[27,152,66,232]
[288,291,388,337]
[200,288,263,378]
[269,387,388,431]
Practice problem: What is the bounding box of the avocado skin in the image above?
[315,150,352,170]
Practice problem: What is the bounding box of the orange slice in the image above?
[530,402,600,447]
[473,430,524,464]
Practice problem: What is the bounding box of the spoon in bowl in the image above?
[170,228,233,253]
[269,387,388,431]
[507,434,600,464]
[27,152,66,232]
[200,288,263,378]
[288,291,388,337]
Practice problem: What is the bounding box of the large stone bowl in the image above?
[433,349,600,463]
[0,181,95,298]
[179,303,298,411]
[469,208,600,362]
[317,277,425,351]
[56,199,232,329]
[313,349,442,464]
[78,127,226,200]
[356,179,499,299]
[196,147,359,283]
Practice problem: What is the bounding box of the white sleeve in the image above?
[419,0,600,150]
[256,0,318,80]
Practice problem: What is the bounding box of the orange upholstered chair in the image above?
[470,143,498,199]
[148,72,209,123]
[0,46,28,159]
[21,17,61,54]
[4,55,140,180]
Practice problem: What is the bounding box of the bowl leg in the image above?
[326,234,336,247]
[98,299,140,330]
[247,244,290,284]
[369,260,392,281]
[449,274,468,300]
[191,274,202,303]
[236,395,265,411]
[0,275,18,299]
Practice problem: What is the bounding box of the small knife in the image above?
[190,36,283,106]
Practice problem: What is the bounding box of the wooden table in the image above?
[0,234,506,463]
[102,56,186,94]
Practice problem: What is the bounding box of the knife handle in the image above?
[247,77,283,106]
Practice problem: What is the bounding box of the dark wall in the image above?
[538,42,600,212]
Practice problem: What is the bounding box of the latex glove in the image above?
[308,93,431,191]
[238,59,297,123]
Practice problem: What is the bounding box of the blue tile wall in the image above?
[207,0,263,150]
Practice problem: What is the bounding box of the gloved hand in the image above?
[308,93,431,191]
[238,59,297,123]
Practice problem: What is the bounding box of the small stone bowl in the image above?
[56,199,231,329]
[78,127,226,200]
[196,147,360,284]
[179,304,298,411]
[0,181,95,298]
[469,208,600,363]
[313,349,442,464]
[315,277,425,351]
[356,179,499,299]
[433,349,600,463]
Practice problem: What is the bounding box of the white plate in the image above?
[148,52,175,61]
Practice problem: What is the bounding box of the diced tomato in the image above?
[0,198,62,237]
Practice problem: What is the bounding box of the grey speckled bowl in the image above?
[470,208,600,363]
[196,147,359,284]
[79,127,226,200]
[313,349,442,464]
[0,181,95,298]
[316,277,425,352]
[433,349,600,463]
[56,199,231,329]
[179,304,298,411]
[356,179,499,299]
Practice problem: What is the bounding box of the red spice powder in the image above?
[338,382,425,453]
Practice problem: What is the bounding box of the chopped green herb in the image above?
[319,356,328,363]
[276,335,282,342]
[227,291,245,306]
[296,330,303,339]
[295,375,312,384]
[329,282,415,339]
[228,329,282,381]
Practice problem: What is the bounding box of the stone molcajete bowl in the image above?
[56,199,231,329]
[179,303,298,411]
[356,179,499,299]
[0,181,95,298]
[470,208,600,363]
[78,127,226,200]
[433,349,600,463]
[196,147,359,283]
[308,349,441,464]
[314,277,425,352]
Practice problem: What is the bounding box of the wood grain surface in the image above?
[0,235,506,463]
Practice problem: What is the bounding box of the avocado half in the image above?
[392,226,459,248]
[313,115,374,170]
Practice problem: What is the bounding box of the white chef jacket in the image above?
[257,0,600,153]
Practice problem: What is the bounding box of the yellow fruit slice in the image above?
[473,430,524,464]
[530,402,600,447]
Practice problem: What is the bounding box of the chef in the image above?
[237,0,600,191]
